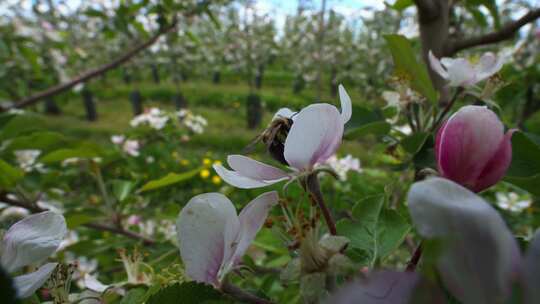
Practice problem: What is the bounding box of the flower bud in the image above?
[435,105,514,192]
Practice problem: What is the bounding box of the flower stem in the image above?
[405,242,423,272]
[306,174,337,235]
[431,87,464,132]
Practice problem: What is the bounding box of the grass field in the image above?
[38,79,379,165]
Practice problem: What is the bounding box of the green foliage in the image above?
[0,159,23,189]
[401,132,430,155]
[147,282,231,304]
[505,132,540,196]
[138,168,202,192]
[384,34,438,103]
[336,195,410,266]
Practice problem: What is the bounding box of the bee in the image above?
[243,115,294,165]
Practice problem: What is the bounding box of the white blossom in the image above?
[14,149,45,172]
[496,192,531,213]
[325,154,363,181]
[130,107,169,130]
[122,140,140,157]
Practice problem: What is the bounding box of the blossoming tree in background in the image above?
[0,0,539,303]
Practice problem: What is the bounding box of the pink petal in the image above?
[227,155,289,181]
[213,164,285,189]
[13,263,58,298]
[177,193,240,286]
[1,211,66,273]
[472,129,515,192]
[475,52,504,82]
[408,178,520,303]
[436,106,504,190]
[429,51,449,79]
[284,104,344,170]
[338,85,352,124]
[220,191,278,277]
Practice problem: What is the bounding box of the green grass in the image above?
[34,79,380,167]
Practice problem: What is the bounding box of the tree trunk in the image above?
[151,64,160,84]
[122,68,131,84]
[212,71,221,84]
[246,94,263,129]
[129,90,143,116]
[174,92,188,109]
[82,90,97,121]
[329,67,338,98]
[255,65,265,89]
[415,0,450,104]
[293,74,305,94]
[44,98,61,115]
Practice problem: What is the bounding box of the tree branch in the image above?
[0,192,156,245]
[1,2,213,112]
[449,8,540,55]
[413,0,440,22]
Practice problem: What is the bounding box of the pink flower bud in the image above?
[435,106,514,192]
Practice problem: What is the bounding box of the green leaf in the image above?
[391,0,413,11]
[464,4,488,27]
[344,121,391,140]
[401,132,430,155]
[146,282,231,304]
[0,159,23,189]
[336,195,410,266]
[112,180,136,202]
[66,212,99,229]
[384,34,438,103]
[120,288,147,304]
[138,168,201,193]
[0,115,45,141]
[506,132,540,178]
[466,0,500,28]
[4,132,68,153]
[40,148,100,164]
[504,174,540,197]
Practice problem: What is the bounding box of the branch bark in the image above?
[0,192,156,245]
[448,8,540,55]
[414,0,450,102]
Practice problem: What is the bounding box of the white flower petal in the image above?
[284,104,344,170]
[13,262,57,298]
[219,191,278,280]
[338,84,352,124]
[234,191,278,263]
[1,211,66,273]
[82,274,109,293]
[227,155,289,181]
[213,164,285,189]
[444,58,476,87]
[177,193,239,286]
[475,52,504,82]
[428,51,449,79]
[408,178,519,304]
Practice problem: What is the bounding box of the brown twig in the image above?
[306,174,337,235]
[1,2,213,112]
[0,192,155,245]
[430,87,463,132]
[448,8,540,55]
[406,242,423,272]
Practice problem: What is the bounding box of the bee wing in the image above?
[242,134,264,154]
